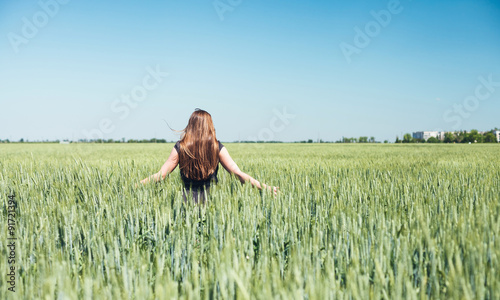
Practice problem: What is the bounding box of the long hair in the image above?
[178,109,219,180]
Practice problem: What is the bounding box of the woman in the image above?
[140,109,278,203]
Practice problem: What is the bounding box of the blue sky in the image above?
[1,0,499,142]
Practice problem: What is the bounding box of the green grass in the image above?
[1,143,499,299]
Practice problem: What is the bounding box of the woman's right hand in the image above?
[264,185,279,196]
[272,186,279,195]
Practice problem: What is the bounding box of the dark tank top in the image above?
[173,140,224,190]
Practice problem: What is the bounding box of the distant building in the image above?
[412,131,445,141]
[494,130,500,142]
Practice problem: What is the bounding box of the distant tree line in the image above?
[0,138,173,143]
[396,129,499,143]
[0,137,386,144]
[82,138,172,143]
[4,129,497,144]
[236,141,284,143]
[337,136,378,143]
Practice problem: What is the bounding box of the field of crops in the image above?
[1,143,499,299]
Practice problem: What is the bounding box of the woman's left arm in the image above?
[140,147,179,184]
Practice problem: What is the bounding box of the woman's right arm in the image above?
[139,147,179,184]
[219,147,278,195]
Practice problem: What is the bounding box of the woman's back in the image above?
[139,109,278,203]
[174,139,224,190]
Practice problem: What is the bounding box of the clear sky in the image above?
[1,0,499,142]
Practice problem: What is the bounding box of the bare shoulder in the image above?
[219,147,238,172]
[219,146,230,158]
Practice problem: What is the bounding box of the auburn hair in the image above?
[177,109,219,181]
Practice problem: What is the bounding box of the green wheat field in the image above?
[1,143,499,299]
